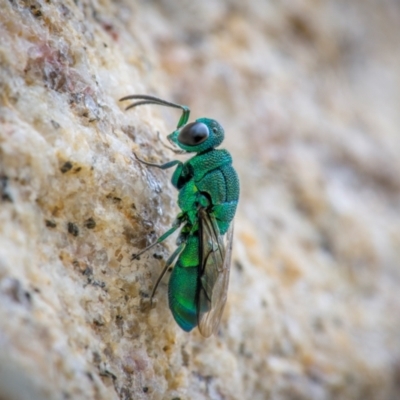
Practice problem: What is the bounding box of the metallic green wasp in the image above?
[120,94,239,337]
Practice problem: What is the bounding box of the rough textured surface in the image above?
[1,0,400,399]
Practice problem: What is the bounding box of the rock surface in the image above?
[1,0,400,399]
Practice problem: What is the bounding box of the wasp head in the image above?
[168,118,224,153]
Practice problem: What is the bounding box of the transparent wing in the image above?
[197,209,234,337]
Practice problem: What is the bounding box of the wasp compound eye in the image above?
[178,122,209,146]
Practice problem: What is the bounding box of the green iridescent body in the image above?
[120,95,239,337]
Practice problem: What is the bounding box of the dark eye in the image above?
[178,122,209,146]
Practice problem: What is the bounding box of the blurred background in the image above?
[128,1,400,398]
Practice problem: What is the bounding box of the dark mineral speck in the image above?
[45,219,57,228]
[61,161,73,173]
[0,176,12,202]
[68,222,79,236]
[84,217,96,229]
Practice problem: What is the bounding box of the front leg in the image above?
[171,162,189,189]
[135,152,188,190]
[134,152,181,170]
[157,131,186,155]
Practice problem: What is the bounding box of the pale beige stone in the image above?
[1,1,400,399]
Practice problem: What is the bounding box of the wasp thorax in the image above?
[178,122,209,146]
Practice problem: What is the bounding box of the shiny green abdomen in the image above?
[169,149,239,331]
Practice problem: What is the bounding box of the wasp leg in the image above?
[134,152,181,170]
[157,131,186,155]
[150,242,185,303]
[132,218,183,260]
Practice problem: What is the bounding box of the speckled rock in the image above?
[1,1,400,399]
